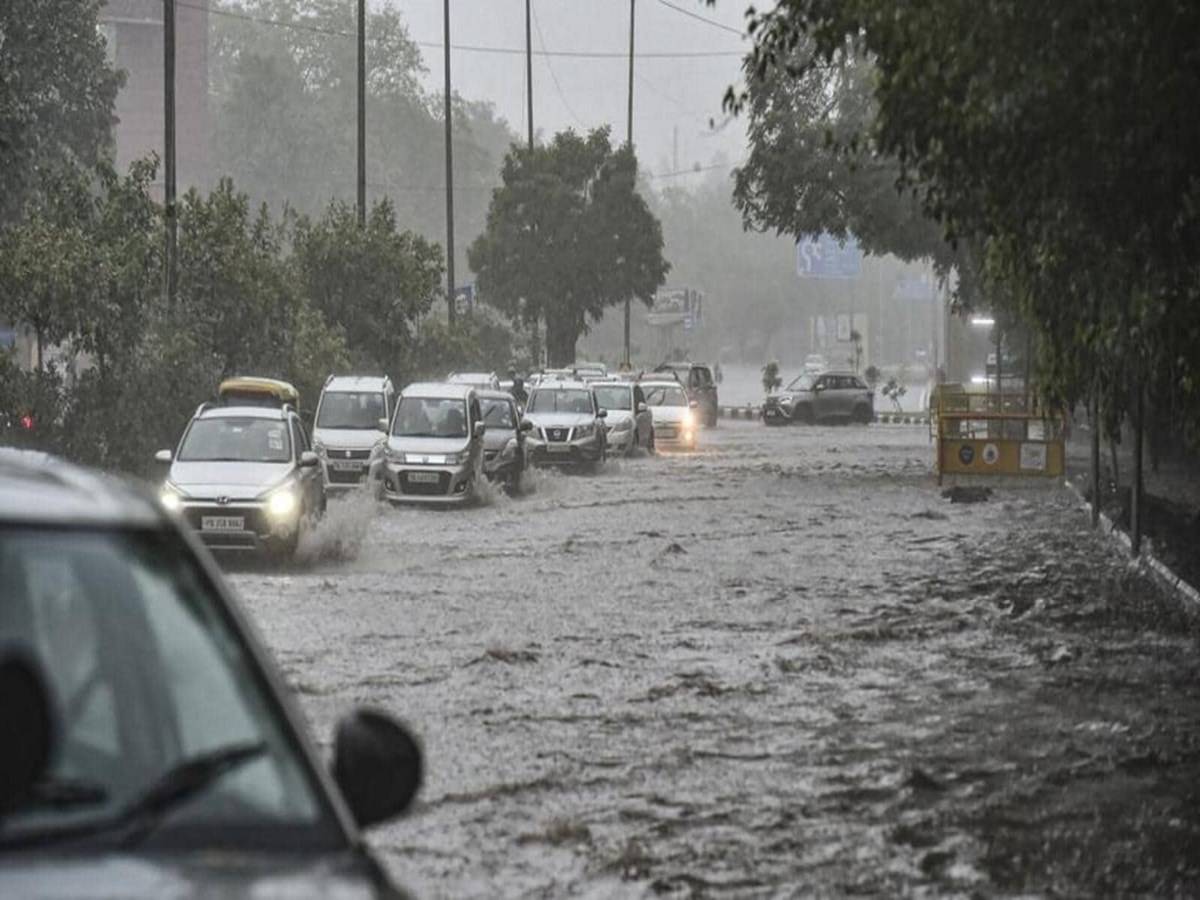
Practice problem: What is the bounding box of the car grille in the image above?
[546,427,570,442]
[399,471,451,496]
[658,425,678,439]
[326,448,372,460]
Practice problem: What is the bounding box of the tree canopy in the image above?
[468,128,669,366]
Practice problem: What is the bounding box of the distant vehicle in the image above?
[571,361,609,383]
[312,375,394,491]
[641,379,698,450]
[762,371,874,425]
[217,376,300,410]
[446,371,501,391]
[803,354,828,375]
[477,389,532,492]
[372,382,486,504]
[523,381,608,469]
[156,399,325,559]
[591,380,655,456]
[0,449,421,898]
[653,362,719,427]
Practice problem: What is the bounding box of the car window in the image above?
[316,392,386,430]
[644,385,688,407]
[786,374,817,391]
[592,385,633,411]
[178,417,291,463]
[393,397,468,438]
[696,367,713,387]
[481,398,515,429]
[0,527,333,849]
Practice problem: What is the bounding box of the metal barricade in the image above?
[934,388,1065,483]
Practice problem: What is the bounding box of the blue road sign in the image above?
[796,234,862,279]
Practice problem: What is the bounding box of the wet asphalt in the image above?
[231,419,1200,898]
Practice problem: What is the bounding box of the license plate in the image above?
[331,460,362,471]
[547,444,571,453]
[201,516,244,532]
[406,471,440,483]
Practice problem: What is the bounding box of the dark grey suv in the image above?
[0,450,421,898]
[763,371,875,424]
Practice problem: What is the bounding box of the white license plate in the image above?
[407,471,440,483]
[547,444,571,453]
[201,516,244,532]
[331,460,362,471]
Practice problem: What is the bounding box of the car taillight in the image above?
[19,413,34,431]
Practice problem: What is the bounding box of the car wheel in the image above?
[793,404,815,425]
[647,429,656,454]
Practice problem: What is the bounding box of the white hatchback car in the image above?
[641,380,699,450]
[591,381,654,456]
[312,375,394,491]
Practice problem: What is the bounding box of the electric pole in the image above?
[443,0,456,323]
[525,0,534,150]
[357,0,366,226]
[163,0,177,304]
[623,0,635,367]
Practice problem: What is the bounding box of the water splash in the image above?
[295,488,379,564]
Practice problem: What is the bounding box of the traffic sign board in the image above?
[796,234,862,279]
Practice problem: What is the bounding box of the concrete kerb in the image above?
[715,406,930,426]
[1063,478,1200,612]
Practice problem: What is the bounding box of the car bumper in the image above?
[652,424,697,448]
[527,437,603,465]
[379,461,474,503]
[605,429,635,452]
[179,501,299,553]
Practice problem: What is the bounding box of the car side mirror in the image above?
[0,647,55,813]
[597,409,607,419]
[377,417,388,433]
[155,449,173,464]
[299,450,320,468]
[473,421,486,438]
[813,384,825,393]
[520,419,534,432]
[331,708,422,830]
[636,402,648,413]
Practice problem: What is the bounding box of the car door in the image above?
[812,375,836,419]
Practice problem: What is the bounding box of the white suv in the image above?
[313,375,394,490]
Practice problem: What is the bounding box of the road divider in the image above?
[715,405,929,425]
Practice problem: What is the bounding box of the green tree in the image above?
[469,128,669,366]
[291,199,443,377]
[0,0,123,224]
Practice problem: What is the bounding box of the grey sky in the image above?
[384,0,750,183]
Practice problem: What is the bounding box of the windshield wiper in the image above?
[22,776,109,811]
[0,741,266,851]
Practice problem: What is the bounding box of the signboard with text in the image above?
[796,234,862,279]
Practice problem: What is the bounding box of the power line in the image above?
[531,4,585,128]
[196,2,743,58]
[646,161,740,180]
[654,0,744,37]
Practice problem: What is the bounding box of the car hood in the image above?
[483,429,517,451]
[602,410,634,426]
[386,436,470,455]
[314,427,384,452]
[525,412,594,429]
[169,462,293,499]
[0,850,407,900]
[650,407,691,424]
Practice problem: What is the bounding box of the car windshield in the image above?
[528,390,593,414]
[178,417,291,463]
[786,374,817,391]
[644,385,688,407]
[0,527,334,850]
[316,391,385,430]
[393,397,468,438]
[592,386,632,411]
[481,398,515,430]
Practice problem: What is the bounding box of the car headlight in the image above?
[159,483,184,512]
[266,487,298,519]
[385,447,405,464]
[575,424,594,438]
[448,450,469,465]
[681,411,694,428]
[313,440,327,457]
[777,395,793,405]
[613,417,632,431]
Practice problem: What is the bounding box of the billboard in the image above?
[796,234,862,279]
[647,288,703,329]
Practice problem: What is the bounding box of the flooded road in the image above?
[231,420,1200,898]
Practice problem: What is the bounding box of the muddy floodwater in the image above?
[231,420,1200,898]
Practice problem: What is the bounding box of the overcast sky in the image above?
[385,0,750,185]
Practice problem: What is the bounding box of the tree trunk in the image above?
[545,313,577,368]
[1090,389,1100,527]
[1109,434,1120,493]
[1131,387,1144,556]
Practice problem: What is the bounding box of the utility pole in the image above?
[443,0,456,324]
[623,0,635,367]
[163,0,177,304]
[525,0,534,150]
[356,0,365,226]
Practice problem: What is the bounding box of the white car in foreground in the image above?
[641,380,698,450]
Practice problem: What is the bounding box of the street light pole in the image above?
[525,0,534,151]
[443,0,456,324]
[356,0,365,226]
[163,0,177,304]
[623,0,635,367]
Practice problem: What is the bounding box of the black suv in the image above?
[0,449,420,898]
[653,362,719,427]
